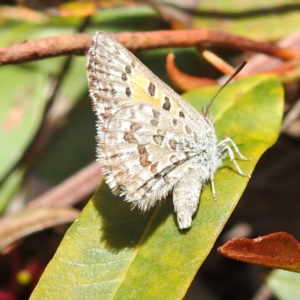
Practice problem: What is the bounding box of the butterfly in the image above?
[86,31,249,229]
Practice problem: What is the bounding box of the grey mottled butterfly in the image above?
[86,31,249,229]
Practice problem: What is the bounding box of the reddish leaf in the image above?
[166,53,216,92]
[218,232,300,273]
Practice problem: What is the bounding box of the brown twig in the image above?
[29,162,102,208]
[251,284,272,300]
[201,50,242,77]
[281,97,300,133]
[0,162,102,251]
[0,207,79,252]
[242,28,300,74]
[2,29,300,65]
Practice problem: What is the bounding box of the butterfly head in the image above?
[202,106,214,127]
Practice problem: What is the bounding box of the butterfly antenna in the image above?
[204,60,248,117]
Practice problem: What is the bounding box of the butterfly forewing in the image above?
[87,31,249,229]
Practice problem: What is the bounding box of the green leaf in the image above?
[193,1,300,41]
[267,270,300,300]
[30,75,283,300]
[0,168,25,215]
[0,66,47,182]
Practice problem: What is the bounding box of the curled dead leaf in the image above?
[218,232,300,273]
[166,53,216,92]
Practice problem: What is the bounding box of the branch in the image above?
[1,29,300,65]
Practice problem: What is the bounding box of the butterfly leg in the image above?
[218,137,249,160]
[218,138,250,178]
[173,169,203,229]
[210,162,217,200]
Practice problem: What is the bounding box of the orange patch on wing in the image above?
[129,70,180,114]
